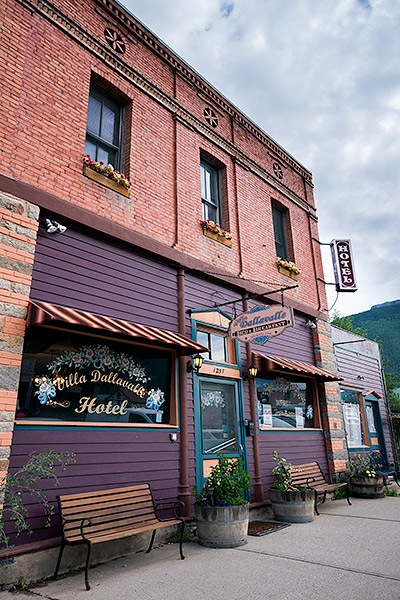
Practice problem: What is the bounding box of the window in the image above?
[16,328,177,427]
[341,389,367,447]
[197,329,229,363]
[201,160,222,224]
[272,204,289,260]
[256,376,318,429]
[85,88,122,168]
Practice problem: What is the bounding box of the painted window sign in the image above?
[366,405,377,433]
[256,377,315,429]
[341,390,365,446]
[330,239,357,292]
[229,304,294,345]
[16,330,173,425]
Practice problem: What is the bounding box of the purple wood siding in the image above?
[30,228,178,329]
[258,431,329,494]
[7,429,180,545]
[335,347,394,462]
[7,227,181,546]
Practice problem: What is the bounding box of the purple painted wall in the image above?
[8,226,328,545]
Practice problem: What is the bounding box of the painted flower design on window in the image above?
[146,388,165,411]
[47,345,148,383]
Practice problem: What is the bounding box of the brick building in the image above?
[1,0,393,575]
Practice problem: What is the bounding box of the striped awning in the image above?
[27,301,208,356]
[253,352,342,382]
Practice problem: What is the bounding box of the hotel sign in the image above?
[229,305,294,345]
[330,239,357,292]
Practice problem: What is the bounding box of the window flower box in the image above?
[82,155,131,198]
[200,220,232,248]
[276,257,300,281]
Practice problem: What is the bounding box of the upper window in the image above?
[272,204,289,260]
[197,329,229,363]
[256,376,318,429]
[85,88,122,168]
[201,160,222,224]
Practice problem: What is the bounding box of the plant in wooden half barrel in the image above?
[269,451,315,523]
[349,454,384,498]
[193,454,251,548]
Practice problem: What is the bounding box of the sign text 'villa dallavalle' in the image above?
[229,305,295,344]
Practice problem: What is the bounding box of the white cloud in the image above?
[123,0,400,315]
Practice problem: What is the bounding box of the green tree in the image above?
[330,311,399,411]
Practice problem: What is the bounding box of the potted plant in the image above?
[276,257,301,281]
[349,454,384,498]
[193,453,251,548]
[200,220,232,248]
[269,451,315,522]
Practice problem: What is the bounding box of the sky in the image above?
[121,0,400,316]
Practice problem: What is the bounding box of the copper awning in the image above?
[27,300,208,356]
[253,352,342,382]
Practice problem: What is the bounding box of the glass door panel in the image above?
[200,380,239,454]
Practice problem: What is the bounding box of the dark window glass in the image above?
[85,88,121,168]
[256,377,315,429]
[16,330,173,425]
[201,160,221,224]
[200,381,239,453]
[272,205,289,259]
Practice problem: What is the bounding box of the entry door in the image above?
[365,399,387,459]
[195,377,246,491]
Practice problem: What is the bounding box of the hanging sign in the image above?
[330,239,357,292]
[229,305,294,345]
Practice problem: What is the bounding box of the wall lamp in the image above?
[306,319,317,329]
[187,354,203,374]
[44,218,67,234]
[242,364,258,381]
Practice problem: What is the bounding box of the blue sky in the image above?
[122,0,400,316]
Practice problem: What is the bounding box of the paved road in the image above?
[1,497,399,600]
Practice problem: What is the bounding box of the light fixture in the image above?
[242,364,258,381]
[187,354,203,374]
[44,218,67,234]
[306,319,317,329]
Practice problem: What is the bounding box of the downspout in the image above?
[177,267,191,516]
[243,294,264,503]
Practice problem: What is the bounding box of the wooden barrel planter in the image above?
[269,488,315,523]
[194,503,249,548]
[350,475,384,498]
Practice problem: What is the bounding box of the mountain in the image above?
[349,300,400,380]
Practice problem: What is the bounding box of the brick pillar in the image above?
[313,319,349,482]
[0,192,39,495]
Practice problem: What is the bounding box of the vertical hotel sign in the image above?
[330,239,357,292]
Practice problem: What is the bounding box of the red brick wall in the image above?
[0,0,327,313]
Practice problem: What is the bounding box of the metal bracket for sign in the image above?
[211,283,298,310]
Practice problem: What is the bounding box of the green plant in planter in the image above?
[271,450,304,491]
[349,454,377,477]
[193,454,251,506]
[0,450,76,550]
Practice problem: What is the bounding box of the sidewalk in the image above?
[1,497,399,600]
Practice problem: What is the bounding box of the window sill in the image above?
[83,166,131,198]
[202,228,232,248]
[277,264,299,281]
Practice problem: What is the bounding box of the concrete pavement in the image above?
[1,496,399,600]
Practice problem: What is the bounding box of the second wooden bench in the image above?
[291,462,351,515]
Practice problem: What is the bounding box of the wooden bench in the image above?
[54,483,185,590]
[291,462,351,515]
